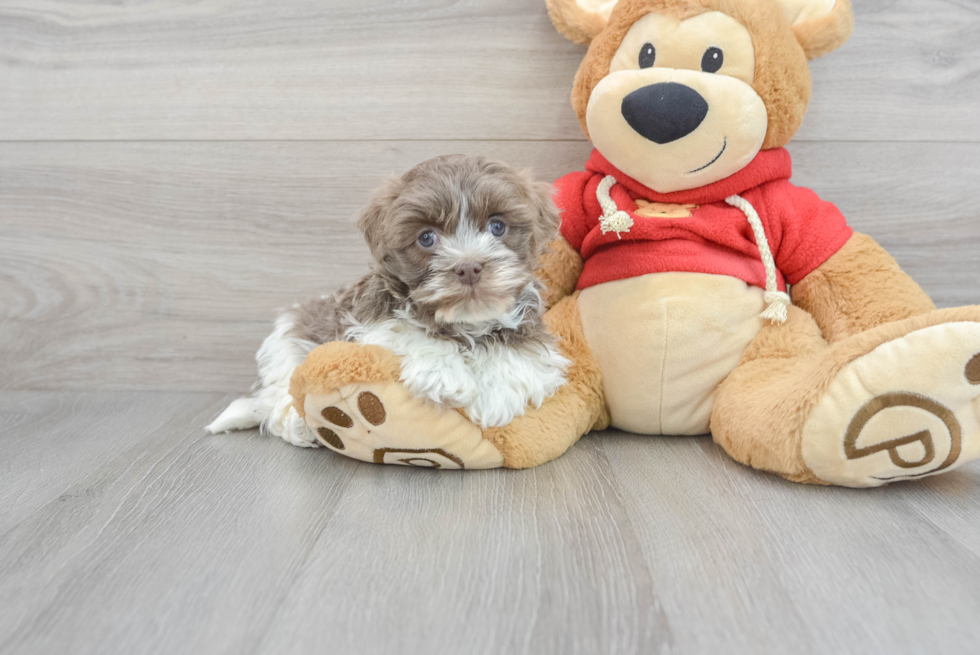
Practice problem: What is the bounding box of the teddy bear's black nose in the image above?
[621,82,709,145]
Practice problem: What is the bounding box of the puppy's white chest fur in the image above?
[347,319,568,428]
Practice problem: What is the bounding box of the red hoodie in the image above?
[555,148,853,292]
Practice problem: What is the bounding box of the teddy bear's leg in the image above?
[714,233,980,486]
[291,342,506,469]
[713,303,980,487]
[711,306,832,483]
[289,293,607,470]
[797,307,980,486]
[482,293,609,468]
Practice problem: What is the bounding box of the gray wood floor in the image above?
[1,1,979,653]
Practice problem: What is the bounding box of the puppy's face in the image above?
[358,155,560,325]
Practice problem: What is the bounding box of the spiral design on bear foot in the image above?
[843,392,962,482]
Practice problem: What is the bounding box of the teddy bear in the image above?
[289,0,980,487]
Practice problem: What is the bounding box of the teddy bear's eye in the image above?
[638,43,656,69]
[701,47,724,73]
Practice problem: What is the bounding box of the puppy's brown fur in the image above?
[287,154,561,348]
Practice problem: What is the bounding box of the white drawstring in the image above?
[596,176,633,238]
[725,194,790,325]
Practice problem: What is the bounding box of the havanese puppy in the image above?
[207,155,569,447]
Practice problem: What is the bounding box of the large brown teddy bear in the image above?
[290,0,980,487]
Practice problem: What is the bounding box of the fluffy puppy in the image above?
[207,155,569,447]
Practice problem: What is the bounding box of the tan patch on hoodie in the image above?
[634,199,698,218]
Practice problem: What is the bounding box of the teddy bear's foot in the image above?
[291,294,605,471]
[801,319,980,487]
[301,381,504,469]
[290,342,504,469]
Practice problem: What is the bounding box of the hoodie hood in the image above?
[585,147,793,205]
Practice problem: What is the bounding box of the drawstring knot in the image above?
[596,176,633,238]
[762,290,791,324]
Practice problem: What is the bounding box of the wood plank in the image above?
[3,393,979,654]
[0,391,221,534]
[0,391,668,655]
[257,436,668,655]
[0,0,978,142]
[2,140,977,392]
[602,432,980,655]
[0,391,364,655]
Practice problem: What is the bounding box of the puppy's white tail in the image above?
[206,397,267,433]
[206,313,320,448]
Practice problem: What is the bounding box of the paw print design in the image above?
[314,391,386,450]
[301,382,504,470]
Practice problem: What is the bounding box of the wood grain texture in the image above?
[1,0,979,142]
[0,391,668,655]
[1,140,978,392]
[1,392,978,655]
[0,391,361,655]
[602,432,980,655]
[0,391,219,534]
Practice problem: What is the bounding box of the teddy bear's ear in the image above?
[775,0,855,59]
[545,0,619,45]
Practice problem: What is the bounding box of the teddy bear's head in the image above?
[547,0,854,193]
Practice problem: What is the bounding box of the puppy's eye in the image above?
[417,230,439,249]
[701,47,723,73]
[639,43,656,69]
[488,219,506,238]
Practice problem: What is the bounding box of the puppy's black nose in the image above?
[621,82,709,145]
[455,262,482,286]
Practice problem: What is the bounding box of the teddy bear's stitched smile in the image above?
[686,137,727,174]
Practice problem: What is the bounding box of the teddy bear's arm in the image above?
[535,236,584,311]
[790,232,936,343]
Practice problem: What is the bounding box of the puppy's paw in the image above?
[302,382,504,469]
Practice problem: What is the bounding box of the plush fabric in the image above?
[791,232,937,343]
[291,342,504,468]
[791,0,854,60]
[290,342,401,418]
[589,10,768,192]
[713,305,980,487]
[579,272,766,434]
[556,148,853,291]
[301,381,504,469]
[536,235,585,310]
[571,0,813,149]
[545,0,610,45]
[800,318,980,486]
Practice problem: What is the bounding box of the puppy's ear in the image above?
[522,172,562,258]
[356,174,404,259]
